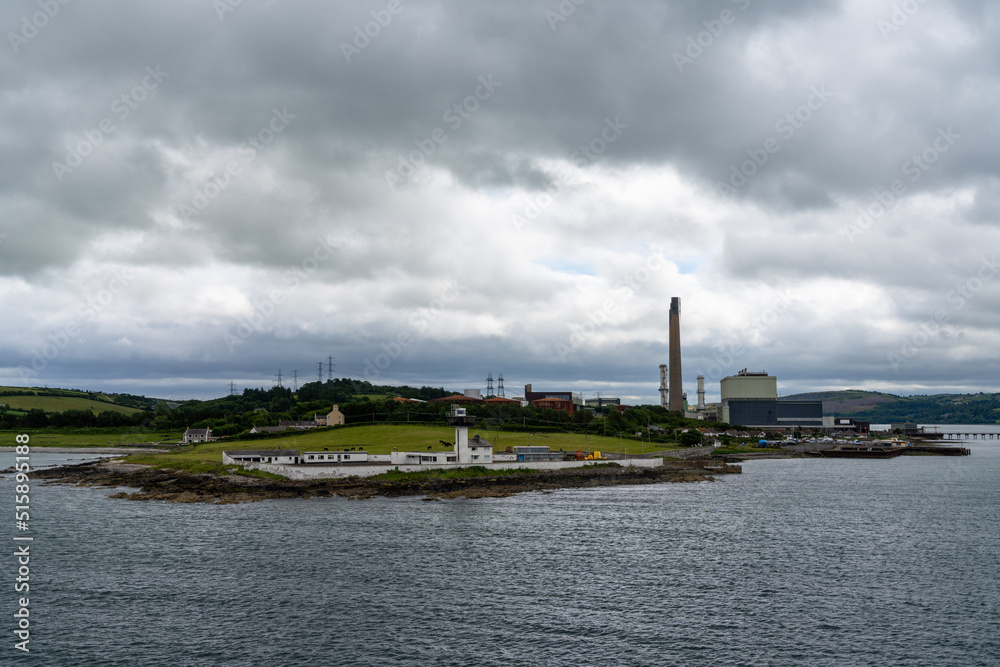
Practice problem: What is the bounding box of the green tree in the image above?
[22,409,48,428]
[678,430,703,447]
[606,409,628,432]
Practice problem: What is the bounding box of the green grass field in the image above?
[0,387,146,415]
[140,424,680,472]
[1,430,178,448]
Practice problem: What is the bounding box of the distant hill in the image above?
[0,386,151,415]
[781,390,1000,424]
[781,390,901,415]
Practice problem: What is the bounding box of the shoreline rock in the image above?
[30,459,743,504]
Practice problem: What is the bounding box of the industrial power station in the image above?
[720,370,823,428]
[659,296,822,428]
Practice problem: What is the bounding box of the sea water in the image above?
[1,444,998,666]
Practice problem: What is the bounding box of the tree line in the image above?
[0,378,737,439]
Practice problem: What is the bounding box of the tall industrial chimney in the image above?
[668,297,683,411]
[697,375,705,410]
[659,364,668,408]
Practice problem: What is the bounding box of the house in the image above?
[315,404,346,426]
[248,425,287,434]
[222,450,301,465]
[182,427,218,443]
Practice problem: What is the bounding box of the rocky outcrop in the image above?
[31,459,742,504]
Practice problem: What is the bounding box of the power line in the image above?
[274,369,283,387]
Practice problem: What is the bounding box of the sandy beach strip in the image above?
[0,447,167,454]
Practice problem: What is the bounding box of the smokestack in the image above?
[659,364,668,409]
[697,375,705,410]
[668,297,683,411]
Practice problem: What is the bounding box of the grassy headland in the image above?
[31,458,741,503]
[113,424,684,475]
[0,386,148,415]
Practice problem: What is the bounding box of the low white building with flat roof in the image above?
[302,451,369,464]
[222,450,300,465]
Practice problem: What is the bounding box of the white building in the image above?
[390,451,458,465]
[248,425,286,434]
[222,450,301,465]
[302,451,369,464]
[182,427,218,443]
[389,406,493,465]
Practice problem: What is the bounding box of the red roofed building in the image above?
[484,397,518,405]
[432,394,482,404]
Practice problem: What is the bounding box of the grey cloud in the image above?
[2,0,1000,400]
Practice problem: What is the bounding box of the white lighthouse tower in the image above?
[447,405,490,464]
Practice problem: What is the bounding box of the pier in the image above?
[914,426,999,441]
[820,446,904,459]
[908,444,971,456]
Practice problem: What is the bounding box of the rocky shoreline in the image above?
[30,459,743,503]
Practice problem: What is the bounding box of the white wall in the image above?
[242,458,664,480]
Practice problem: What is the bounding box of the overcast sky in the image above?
[2,0,998,403]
